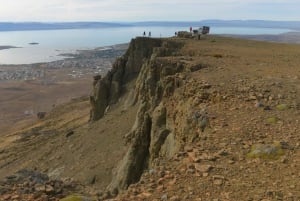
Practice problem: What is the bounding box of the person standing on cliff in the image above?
[190,26,192,32]
[143,31,146,37]
[149,31,151,37]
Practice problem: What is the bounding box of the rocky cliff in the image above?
[89,37,163,121]
[1,35,300,201]
[90,36,300,200]
[90,37,216,195]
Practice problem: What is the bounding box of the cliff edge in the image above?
[90,37,188,194]
[1,35,300,201]
[90,36,300,200]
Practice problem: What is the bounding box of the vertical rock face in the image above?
[149,103,170,163]
[91,37,188,194]
[107,102,152,194]
[110,40,186,194]
[89,37,163,121]
[89,75,110,121]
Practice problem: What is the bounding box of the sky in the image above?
[0,0,299,22]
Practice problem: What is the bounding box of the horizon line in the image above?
[1,19,300,23]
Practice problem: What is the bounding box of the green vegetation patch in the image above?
[60,195,91,201]
[247,142,284,160]
[276,104,289,111]
[266,117,278,124]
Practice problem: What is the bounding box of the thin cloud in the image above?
[0,0,298,21]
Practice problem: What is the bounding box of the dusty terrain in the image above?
[0,44,127,135]
[0,35,300,201]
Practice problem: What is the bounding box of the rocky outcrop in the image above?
[90,37,163,121]
[107,103,152,195]
[90,37,215,197]
[95,38,188,195]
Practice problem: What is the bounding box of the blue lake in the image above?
[0,26,294,64]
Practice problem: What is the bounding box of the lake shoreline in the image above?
[0,43,128,135]
[1,30,300,67]
[0,26,296,64]
[0,42,128,67]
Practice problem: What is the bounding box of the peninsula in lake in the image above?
[0,45,19,50]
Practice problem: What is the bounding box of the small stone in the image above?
[35,184,45,192]
[45,184,54,194]
[184,146,194,152]
[170,195,181,201]
[203,172,209,177]
[187,164,195,169]
[2,194,11,200]
[289,185,296,189]
[187,186,194,192]
[264,106,271,110]
[149,169,156,175]
[150,183,157,189]
[139,192,152,198]
[161,193,168,201]
[156,185,165,192]
[157,178,164,184]
[194,164,213,173]
[186,169,195,174]
[255,101,264,108]
[228,160,235,164]
[213,179,223,186]
[213,175,225,180]
[158,171,166,177]
[278,94,284,99]
[168,178,177,186]
[188,152,202,163]
[216,149,228,156]
[11,195,20,199]
[281,157,288,163]
[207,155,218,161]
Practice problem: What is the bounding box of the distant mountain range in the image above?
[1,20,300,31]
[0,22,129,31]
